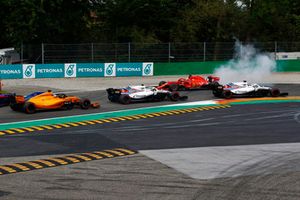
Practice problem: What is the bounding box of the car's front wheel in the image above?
[80,98,91,109]
[119,95,131,104]
[169,92,180,101]
[270,88,280,97]
[223,90,233,99]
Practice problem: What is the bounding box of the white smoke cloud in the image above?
[214,41,276,84]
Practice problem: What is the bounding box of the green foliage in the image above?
[0,0,299,47]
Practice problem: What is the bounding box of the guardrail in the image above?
[0,62,153,79]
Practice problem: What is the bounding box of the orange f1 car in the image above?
[10,90,99,114]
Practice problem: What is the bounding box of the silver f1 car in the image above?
[106,85,188,104]
[212,81,287,99]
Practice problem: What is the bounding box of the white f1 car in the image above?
[212,81,287,99]
[106,85,188,104]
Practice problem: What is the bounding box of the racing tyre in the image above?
[270,88,280,97]
[80,98,91,109]
[108,95,114,102]
[10,103,20,111]
[159,81,166,86]
[119,95,131,104]
[210,82,220,90]
[169,92,180,101]
[223,90,233,99]
[169,84,179,91]
[212,90,222,98]
[23,102,36,114]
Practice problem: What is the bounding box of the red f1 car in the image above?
[157,75,220,91]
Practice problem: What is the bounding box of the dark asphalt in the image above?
[0,102,299,158]
[0,83,298,124]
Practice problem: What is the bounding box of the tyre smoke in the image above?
[214,41,276,84]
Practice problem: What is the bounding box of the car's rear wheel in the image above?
[169,92,180,101]
[108,95,114,102]
[270,88,280,97]
[23,102,36,114]
[119,95,131,104]
[223,90,233,99]
[10,103,20,111]
[80,98,91,109]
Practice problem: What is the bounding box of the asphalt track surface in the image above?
[0,102,300,158]
[0,83,298,123]
[1,83,300,200]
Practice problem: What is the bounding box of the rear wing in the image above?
[106,88,119,95]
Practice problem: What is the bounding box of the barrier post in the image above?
[41,43,44,64]
[91,43,94,62]
[274,41,277,60]
[128,42,131,62]
[203,42,206,62]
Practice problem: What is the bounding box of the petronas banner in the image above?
[0,62,153,79]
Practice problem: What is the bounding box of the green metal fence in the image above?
[20,42,300,64]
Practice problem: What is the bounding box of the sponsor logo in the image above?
[66,65,75,76]
[37,68,63,73]
[117,67,141,72]
[0,69,21,74]
[78,68,103,73]
[106,64,114,75]
[143,64,151,75]
[25,66,33,77]
[64,63,76,78]
[104,63,116,76]
[142,63,153,76]
[22,64,35,78]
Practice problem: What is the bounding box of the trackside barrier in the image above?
[0,62,154,79]
[153,60,300,75]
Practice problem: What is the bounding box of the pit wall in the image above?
[154,60,300,75]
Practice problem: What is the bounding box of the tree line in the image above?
[0,0,299,48]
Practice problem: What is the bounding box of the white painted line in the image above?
[294,112,300,123]
[141,143,300,180]
[163,100,216,107]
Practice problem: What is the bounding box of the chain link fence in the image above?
[20,42,300,64]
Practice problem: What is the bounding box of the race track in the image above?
[0,83,298,123]
[0,82,300,200]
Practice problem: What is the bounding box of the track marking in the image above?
[0,105,230,136]
[0,148,137,176]
[294,113,300,124]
